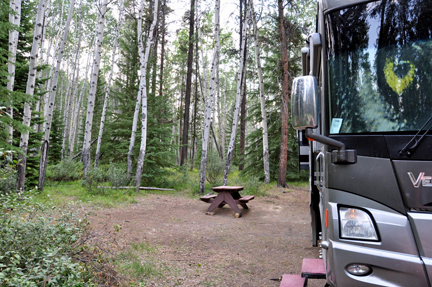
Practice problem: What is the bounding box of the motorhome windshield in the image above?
[326,0,432,134]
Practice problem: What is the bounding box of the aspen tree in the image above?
[82,0,108,174]
[7,0,22,145]
[94,0,124,168]
[69,30,97,156]
[250,0,270,183]
[16,0,45,191]
[61,0,83,160]
[38,0,75,190]
[199,0,220,194]
[135,0,159,190]
[222,1,248,186]
[127,0,145,177]
[43,0,66,126]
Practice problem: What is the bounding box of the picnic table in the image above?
[200,186,254,218]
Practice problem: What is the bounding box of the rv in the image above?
[288,0,432,286]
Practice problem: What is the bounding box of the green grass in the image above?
[33,181,139,207]
[117,243,170,285]
[34,166,308,208]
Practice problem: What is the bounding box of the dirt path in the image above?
[89,187,322,286]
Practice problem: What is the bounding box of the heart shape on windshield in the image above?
[384,59,415,94]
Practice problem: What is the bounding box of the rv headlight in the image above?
[339,207,378,241]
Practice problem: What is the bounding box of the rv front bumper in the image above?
[326,240,430,287]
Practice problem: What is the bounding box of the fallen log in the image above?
[96,186,174,191]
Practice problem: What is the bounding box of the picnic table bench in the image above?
[200,186,254,217]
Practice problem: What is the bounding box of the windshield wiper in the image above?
[399,115,432,156]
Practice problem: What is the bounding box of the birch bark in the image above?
[61,0,83,160]
[135,0,159,190]
[94,0,124,168]
[16,0,45,191]
[82,0,108,174]
[158,0,166,98]
[127,1,145,177]
[43,0,66,125]
[222,3,248,186]
[250,0,270,183]
[69,34,96,156]
[199,0,220,194]
[38,0,75,191]
[7,0,22,145]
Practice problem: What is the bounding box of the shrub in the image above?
[107,163,130,188]
[242,175,267,196]
[82,166,106,193]
[206,151,224,186]
[47,159,83,183]
[0,192,94,286]
[0,149,17,194]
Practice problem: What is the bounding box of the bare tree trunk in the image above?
[38,0,75,191]
[216,64,223,160]
[180,0,195,166]
[33,1,49,132]
[43,0,66,126]
[277,0,290,188]
[61,72,73,160]
[16,0,45,192]
[190,29,199,171]
[127,12,144,177]
[135,0,159,190]
[238,0,247,171]
[199,0,220,194]
[81,0,108,174]
[220,77,227,156]
[61,0,83,160]
[7,0,22,145]
[250,0,270,183]
[158,0,166,98]
[223,2,248,186]
[94,0,124,168]
[69,34,96,157]
[239,43,247,171]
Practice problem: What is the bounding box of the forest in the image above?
[0,0,315,284]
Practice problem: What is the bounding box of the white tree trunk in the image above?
[43,0,66,125]
[34,4,48,132]
[250,0,270,183]
[61,0,83,160]
[38,0,75,191]
[16,0,45,191]
[199,0,220,194]
[7,0,22,145]
[82,0,108,174]
[223,5,248,186]
[69,53,91,157]
[69,33,97,156]
[127,1,145,177]
[135,0,159,189]
[94,0,124,168]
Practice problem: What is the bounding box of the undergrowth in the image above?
[0,191,123,286]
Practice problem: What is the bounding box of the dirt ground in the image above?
[89,186,325,287]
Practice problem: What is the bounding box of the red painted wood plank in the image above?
[301,258,326,276]
[279,274,305,287]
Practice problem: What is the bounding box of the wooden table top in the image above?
[212,186,244,191]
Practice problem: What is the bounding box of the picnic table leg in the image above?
[232,191,247,210]
[223,193,242,215]
[207,194,225,213]
[239,202,248,209]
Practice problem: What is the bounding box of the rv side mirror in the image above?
[291,75,319,130]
